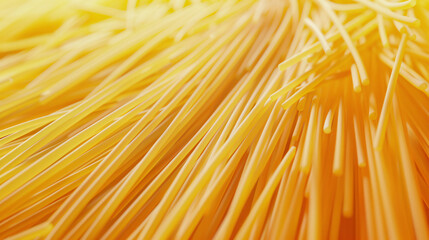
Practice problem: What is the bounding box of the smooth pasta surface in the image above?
[0,0,428,239]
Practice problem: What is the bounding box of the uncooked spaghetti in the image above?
[0,0,428,239]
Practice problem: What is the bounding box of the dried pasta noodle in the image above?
[0,0,428,239]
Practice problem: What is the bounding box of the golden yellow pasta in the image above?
[0,0,428,239]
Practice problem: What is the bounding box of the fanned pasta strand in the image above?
[0,0,428,240]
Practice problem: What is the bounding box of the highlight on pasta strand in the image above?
[0,0,428,239]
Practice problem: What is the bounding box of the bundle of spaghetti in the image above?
[0,0,429,239]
